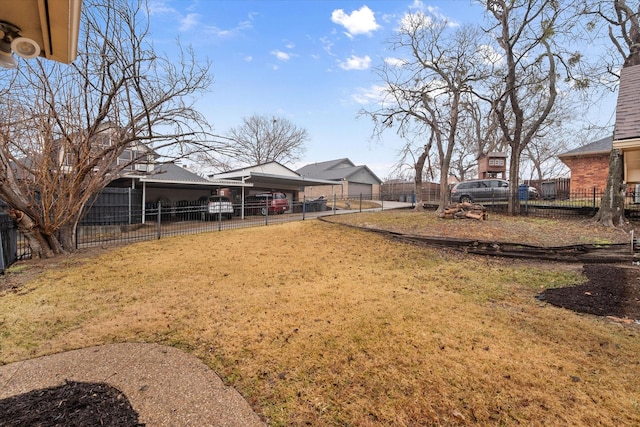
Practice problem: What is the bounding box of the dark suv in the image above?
[244,192,289,215]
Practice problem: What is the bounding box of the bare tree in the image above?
[0,0,213,257]
[590,0,640,226]
[224,114,308,166]
[482,0,581,214]
[362,13,490,212]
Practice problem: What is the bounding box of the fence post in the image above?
[302,195,306,220]
[333,194,337,214]
[128,188,132,226]
[593,187,596,208]
[359,193,363,212]
[157,202,162,240]
[218,200,222,231]
[265,194,269,225]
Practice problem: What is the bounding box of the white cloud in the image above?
[320,37,335,56]
[399,2,458,31]
[338,55,371,70]
[384,57,406,67]
[352,84,387,105]
[477,44,503,66]
[244,56,253,62]
[147,0,176,15]
[331,6,381,38]
[203,14,254,38]
[399,11,433,32]
[179,13,200,32]
[271,50,291,61]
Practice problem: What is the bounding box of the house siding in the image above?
[561,155,609,193]
[299,182,381,200]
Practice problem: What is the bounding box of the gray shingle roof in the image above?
[296,158,382,183]
[614,65,640,141]
[296,158,354,178]
[140,163,211,183]
[558,136,612,158]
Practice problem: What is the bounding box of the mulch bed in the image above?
[540,264,640,321]
[0,381,143,426]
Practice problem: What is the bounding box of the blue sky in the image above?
[145,0,490,179]
[145,0,613,180]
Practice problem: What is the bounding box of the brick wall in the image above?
[299,182,381,200]
[561,154,609,192]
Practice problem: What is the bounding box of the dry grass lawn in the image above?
[1,216,639,426]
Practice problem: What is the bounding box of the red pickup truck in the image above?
[244,192,289,215]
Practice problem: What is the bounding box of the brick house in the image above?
[296,158,382,200]
[558,136,612,193]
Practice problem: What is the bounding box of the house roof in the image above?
[210,161,340,188]
[297,158,383,184]
[217,161,300,177]
[558,136,612,158]
[614,65,640,142]
[134,163,252,188]
[479,152,508,158]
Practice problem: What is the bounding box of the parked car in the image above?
[244,192,289,215]
[450,179,509,203]
[528,186,540,200]
[205,195,234,220]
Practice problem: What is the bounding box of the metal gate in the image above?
[0,212,17,273]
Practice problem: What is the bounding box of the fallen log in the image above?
[440,202,487,220]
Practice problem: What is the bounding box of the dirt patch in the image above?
[540,264,640,321]
[0,246,114,296]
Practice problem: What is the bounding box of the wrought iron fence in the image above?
[0,213,17,273]
[75,194,391,250]
[423,187,640,220]
[12,186,640,266]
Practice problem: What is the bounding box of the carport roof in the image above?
[241,172,340,187]
[129,163,253,188]
[212,170,340,187]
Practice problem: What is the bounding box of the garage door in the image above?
[348,183,373,198]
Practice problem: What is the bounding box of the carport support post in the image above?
[157,202,162,240]
[142,182,147,224]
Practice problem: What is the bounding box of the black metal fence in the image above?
[423,187,640,220]
[7,186,640,267]
[75,194,390,249]
[0,213,17,274]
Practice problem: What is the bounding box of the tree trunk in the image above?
[593,148,626,227]
[437,170,451,213]
[413,149,429,211]
[507,145,521,215]
[9,210,54,258]
[58,224,76,252]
